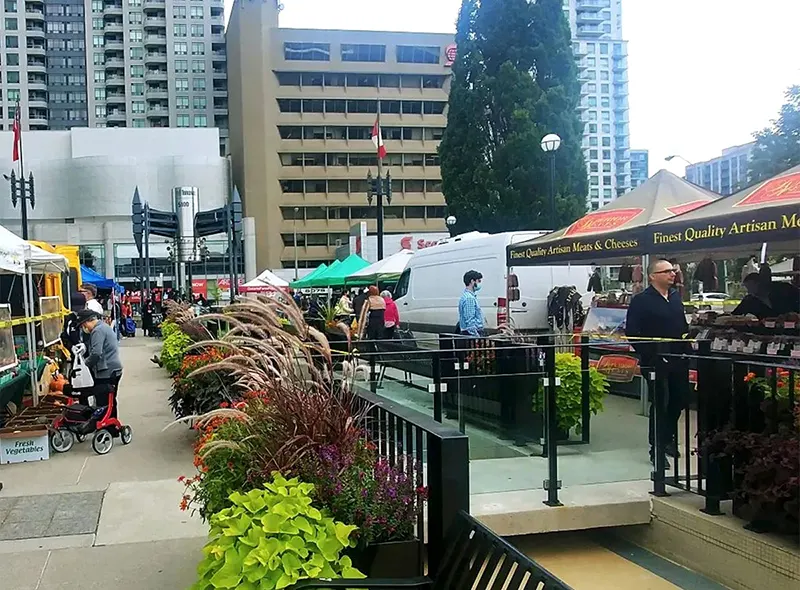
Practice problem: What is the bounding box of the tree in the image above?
[748,85,800,183]
[439,0,587,235]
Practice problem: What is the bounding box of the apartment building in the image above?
[0,0,228,154]
[685,142,754,196]
[630,149,648,188]
[227,0,452,270]
[564,0,631,209]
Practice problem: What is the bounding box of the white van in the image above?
[393,231,591,334]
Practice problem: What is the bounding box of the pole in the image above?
[376,110,384,261]
[549,151,556,230]
[143,204,151,300]
[293,211,299,280]
[15,103,29,240]
[227,202,235,303]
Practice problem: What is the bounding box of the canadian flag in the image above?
[371,117,387,160]
[11,100,21,163]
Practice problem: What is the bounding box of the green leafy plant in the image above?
[161,325,194,374]
[533,352,609,435]
[193,473,365,590]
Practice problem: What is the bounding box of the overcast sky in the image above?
[225,0,800,177]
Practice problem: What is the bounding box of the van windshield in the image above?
[394,269,410,298]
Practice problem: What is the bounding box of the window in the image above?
[589,163,598,173]
[130,30,142,43]
[176,114,189,127]
[327,153,348,167]
[174,24,187,37]
[284,42,330,61]
[91,0,102,12]
[95,105,106,118]
[347,100,377,114]
[193,96,206,109]
[6,53,18,66]
[602,123,610,133]
[128,0,141,6]
[175,59,188,73]
[278,126,302,139]
[405,180,424,193]
[174,42,187,55]
[602,150,611,159]
[192,60,205,73]
[302,99,323,113]
[191,24,204,37]
[402,101,422,114]
[603,175,612,185]
[324,99,346,113]
[132,119,146,128]
[175,78,189,91]
[129,12,142,24]
[92,35,104,47]
[130,65,144,78]
[346,73,378,87]
[192,77,205,91]
[174,6,186,18]
[130,47,143,59]
[190,6,203,19]
[341,44,385,62]
[276,72,301,85]
[424,127,444,141]
[380,100,401,114]
[404,154,423,167]
[193,114,207,127]
[601,83,609,93]
[301,72,323,86]
[191,42,205,55]
[278,99,301,113]
[425,153,440,167]
[590,176,599,186]
[132,101,145,113]
[306,180,326,193]
[379,74,400,88]
[394,269,410,299]
[323,73,345,87]
[350,153,377,167]
[131,83,144,95]
[347,127,371,140]
[176,96,189,109]
[423,101,445,115]
[396,45,439,64]
[4,18,17,30]
[94,70,105,83]
[422,75,444,89]
[602,137,611,147]
[328,181,348,193]
[600,43,609,55]
[92,17,103,30]
[383,127,402,140]
[7,89,20,101]
[6,71,19,84]
[587,43,596,54]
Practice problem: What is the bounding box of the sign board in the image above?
[0,431,50,464]
[0,304,17,373]
[191,278,207,297]
[39,296,62,347]
[595,354,639,383]
[444,44,457,66]
[173,187,200,262]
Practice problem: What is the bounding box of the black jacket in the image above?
[625,286,688,367]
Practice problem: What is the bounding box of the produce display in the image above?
[690,311,800,358]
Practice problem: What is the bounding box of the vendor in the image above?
[733,273,774,319]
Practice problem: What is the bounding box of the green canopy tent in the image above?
[308,255,369,288]
[344,249,415,286]
[289,262,328,289]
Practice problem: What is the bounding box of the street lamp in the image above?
[366,168,392,260]
[3,171,35,239]
[664,154,692,165]
[293,206,299,280]
[540,133,561,230]
[446,215,457,236]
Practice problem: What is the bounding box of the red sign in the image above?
[191,279,207,297]
[595,354,639,383]
[734,172,800,208]
[444,44,457,66]
[563,208,645,237]
[217,278,244,290]
[666,199,712,216]
[400,235,440,251]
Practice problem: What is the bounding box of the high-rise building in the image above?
[564,0,631,210]
[685,142,754,196]
[0,0,229,155]
[630,149,648,188]
[227,0,452,270]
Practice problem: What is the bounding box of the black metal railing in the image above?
[355,388,470,575]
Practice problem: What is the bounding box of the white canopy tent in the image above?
[345,250,415,285]
[250,269,289,288]
[240,269,290,294]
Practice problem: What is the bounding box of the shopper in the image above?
[353,287,369,319]
[458,270,485,337]
[625,258,689,467]
[76,308,123,417]
[357,286,386,342]
[80,283,105,316]
[382,290,399,339]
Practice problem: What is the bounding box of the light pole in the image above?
[293,206,299,280]
[446,215,457,236]
[366,169,392,261]
[4,171,35,239]
[664,154,692,165]
[540,133,561,230]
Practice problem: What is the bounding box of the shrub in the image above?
[533,352,609,434]
[192,474,364,590]
[161,327,194,374]
[170,349,234,419]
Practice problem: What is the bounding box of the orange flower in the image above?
[744,372,756,383]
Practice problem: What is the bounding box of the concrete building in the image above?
[630,149,648,189]
[685,142,754,196]
[227,0,452,270]
[0,127,240,287]
[564,0,631,209]
[0,0,229,155]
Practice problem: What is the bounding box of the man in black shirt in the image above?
[626,258,690,466]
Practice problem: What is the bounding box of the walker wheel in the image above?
[76,433,86,443]
[51,429,75,453]
[92,429,114,455]
[120,425,133,445]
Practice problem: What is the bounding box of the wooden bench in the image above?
[291,511,572,590]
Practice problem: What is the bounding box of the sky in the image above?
[224,0,800,177]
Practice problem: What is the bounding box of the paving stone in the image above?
[0,520,49,541]
[46,516,99,537]
[5,501,57,523]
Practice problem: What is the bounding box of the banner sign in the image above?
[507,229,642,264]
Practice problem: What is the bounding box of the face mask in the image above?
[473,283,482,293]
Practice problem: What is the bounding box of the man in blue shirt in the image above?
[458,270,484,336]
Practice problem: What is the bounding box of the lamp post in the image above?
[446,215,457,236]
[540,133,561,230]
[366,168,392,261]
[293,206,299,280]
[4,171,35,239]
[664,154,692,165]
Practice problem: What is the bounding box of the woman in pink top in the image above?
[382,290,399,339]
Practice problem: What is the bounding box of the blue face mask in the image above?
[473,283,482,293]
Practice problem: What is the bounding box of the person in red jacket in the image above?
[382,290,399,339]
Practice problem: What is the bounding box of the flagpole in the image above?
[376,108,384,261]
[15,101,29,240]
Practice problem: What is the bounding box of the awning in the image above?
[307,255,369,288]
[345,250,414,285]
[507,170,718,266]
[0,226,68,274]
[81,265,124,293]
[289,262,328,289]
[642,164,800,258]
[250,269,289,288]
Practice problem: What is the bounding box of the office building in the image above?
[227,0,452,270]
[0,0,229,155]
[630,149,648,188]
[564,0,631,209]
[685,142,754,196]
[0,127,242,286]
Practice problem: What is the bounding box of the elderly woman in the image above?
[382,290,399,339]
[357,286,386,346]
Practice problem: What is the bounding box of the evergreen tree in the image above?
[748,85,800,183]
[440,0,587,234]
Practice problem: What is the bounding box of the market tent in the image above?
[241,269,290,293]
[642,164,800,258]
[289,263,328,289]
[0,226,68,274]
[307,255,369,288]
[345,249,414,286]
[252,269,289,288]
[507,169,718,265]
[81,265,124,293]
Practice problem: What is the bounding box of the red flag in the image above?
[11,101,21,163]
[371,117,386,160]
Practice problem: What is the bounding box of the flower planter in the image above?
[349,539,421,578]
